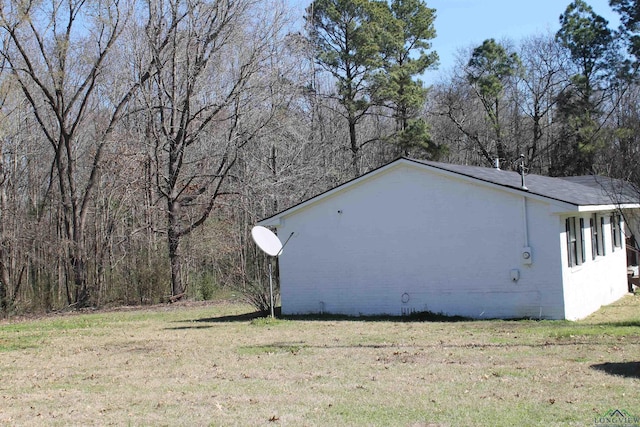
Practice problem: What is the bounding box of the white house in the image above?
[258,158,639,320]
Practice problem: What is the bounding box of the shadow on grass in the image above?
[188,307,472,324]
[194,310,269,323]
[183,306,640,329]
[282,310,471,323]
[591,362,640,379]
[165,311,265,329]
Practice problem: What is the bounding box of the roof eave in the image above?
[578,203,640,212]
[551,203,640,215]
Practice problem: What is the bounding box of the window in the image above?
[566,217,581,267]
[612,214,622,250]
[580,218,586,262]
[590,214,601,259]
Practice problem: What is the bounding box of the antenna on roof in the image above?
[518,154,528,190]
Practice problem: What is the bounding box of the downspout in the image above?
[522,195,543,318]
[519,154,545,316]
[522,196,529,248]
[519,155,530,249]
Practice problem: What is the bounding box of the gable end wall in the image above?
[276,164,566,319]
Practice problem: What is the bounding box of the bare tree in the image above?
[0,0,149,306]
[0,56,25,313]
[518,33,570,173]
[137,0,291,299]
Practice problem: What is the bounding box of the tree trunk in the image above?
[72,252,88,306]
[0,185,9,312]
[494,99,506,163]
[0,263,7,312]
[349,118,360,177]
[168,200,184,298]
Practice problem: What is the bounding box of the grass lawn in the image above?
[0,295,639,426]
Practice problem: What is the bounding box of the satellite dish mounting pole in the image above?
[268,262,275,318]
[268,232,293,318]
[251,226,294,318]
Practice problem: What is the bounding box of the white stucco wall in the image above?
[275,163,569,319]
[560,214,629,320]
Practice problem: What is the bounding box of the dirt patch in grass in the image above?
[0,296,639,426]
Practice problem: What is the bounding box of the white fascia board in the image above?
[551,203,640,215]
[580,203,640,212]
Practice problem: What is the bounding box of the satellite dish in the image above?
[251,226,283,257]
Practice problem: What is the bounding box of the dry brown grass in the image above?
[0,296,639,426]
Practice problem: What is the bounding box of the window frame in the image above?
[566,217,581,267]
[601,216,606,256]
[579,217,586,263]
[590,214,601,259]
[611,214,622,250]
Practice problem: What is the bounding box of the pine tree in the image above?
[466,38,521,164]
[553,0,615,176]
[374,0,439,156]
[306,0,389,176]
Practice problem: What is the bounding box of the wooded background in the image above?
[0,0,638,314]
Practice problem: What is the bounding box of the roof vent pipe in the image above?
[494,158,500,170]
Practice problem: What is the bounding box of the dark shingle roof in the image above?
[408,158,639,206]
[260,158,640,225]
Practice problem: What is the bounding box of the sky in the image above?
[287,0,623,83]
[424,0,621,83]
